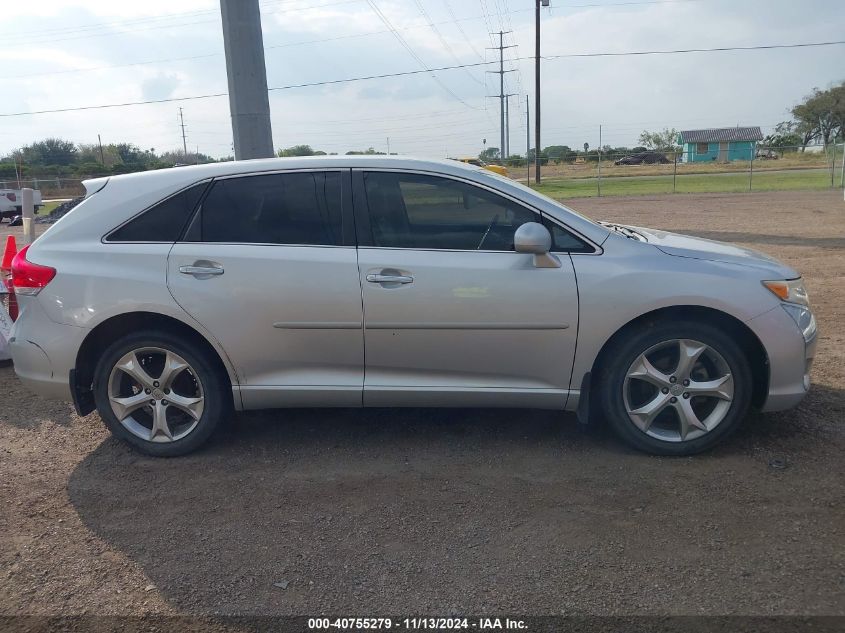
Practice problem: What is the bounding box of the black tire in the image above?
[596,319,752,456]
[93,329,228,457]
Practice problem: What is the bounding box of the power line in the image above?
[411,0,485,86]
[0,0,736,49]
[1,40,843,118]
[0,92,228,117]
[0,0,740,81]
[442,0,485,61]
[364,0,478,110]
[0,0,320,39]
[543,40,845,59]
[0,0,365,47]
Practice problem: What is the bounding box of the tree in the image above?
[346,147,385,155]
[764,124,802,154]
[479,147,500,162]
[543,145,574,163]
[790,82,845,149]
[638,128,680,152]
[22,138,78,166]
[278,144,320,157]
[526,148,549,165]
[158,149,215,166]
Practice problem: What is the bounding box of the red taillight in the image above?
[11,245,56,296]
[5,192,16,201]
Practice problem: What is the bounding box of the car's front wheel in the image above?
[597,320,752,455]
[93,330,227,457]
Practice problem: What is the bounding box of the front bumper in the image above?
[748,304,817,412]
[9,296,86,401]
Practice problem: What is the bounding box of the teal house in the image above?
[679,127,763,162]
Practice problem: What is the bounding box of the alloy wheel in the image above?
[107,347,204,443]
[622,338,734,442]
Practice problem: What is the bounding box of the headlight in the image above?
[762,278,809,306]
[781,303,816,342]
[762,278,815,342]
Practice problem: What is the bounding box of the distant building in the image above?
[679,127,763,162]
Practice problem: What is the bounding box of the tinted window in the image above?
[108,181,207,242]
[363,172,539,251]
[195,171,342,245]
[545,220,593,253]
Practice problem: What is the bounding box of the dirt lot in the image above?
[1,190,843,618]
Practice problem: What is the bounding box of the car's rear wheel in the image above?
[93,330,227,457]
[597,320,752,455]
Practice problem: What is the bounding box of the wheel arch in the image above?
[587,305,769,414]
[73,311,238,415]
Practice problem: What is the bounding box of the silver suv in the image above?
[9,157,817,456]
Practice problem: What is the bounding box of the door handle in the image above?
[366,273,414,284]
[179,265,224,276]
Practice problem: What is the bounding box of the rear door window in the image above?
[191,171,343,245]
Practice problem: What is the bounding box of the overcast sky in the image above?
[0,0,842,159]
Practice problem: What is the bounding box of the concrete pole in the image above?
[220,0,274,160]
[21,188,35,245]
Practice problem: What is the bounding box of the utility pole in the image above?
[526,95,530,185]
[179,107,188,158]
[597,124,602,197]
[504,96,509,160]
[535,0,550,183]
[840,141,845,189]
[97,134,104,165]
[504,93,517,160]
[220,0,274,160]
[487,31,515,165]
[387,137,391,155]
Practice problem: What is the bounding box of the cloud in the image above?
[1,0,213,18]
[141,73,182,101]
[0,0,842,160]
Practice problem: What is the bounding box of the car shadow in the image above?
[66,384,845,615]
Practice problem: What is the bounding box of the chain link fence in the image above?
[3,147,844,201]
[0,177,87,199]
[509,145,845,198]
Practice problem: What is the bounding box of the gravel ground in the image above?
[0,190,843,617]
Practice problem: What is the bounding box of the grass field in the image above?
[533,168,840,199]
[37,201,61,216]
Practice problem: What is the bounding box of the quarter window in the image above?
[192,171,343,245]
[545,221,593,253]
[107,181,208,242]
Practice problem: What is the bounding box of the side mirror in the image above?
[514,222,561,268]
